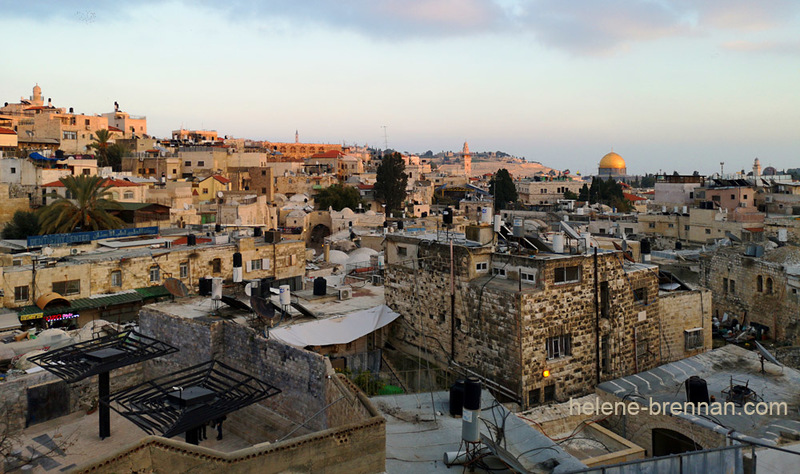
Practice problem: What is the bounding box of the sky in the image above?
[2,0,799,175]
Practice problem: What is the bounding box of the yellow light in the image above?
[542,369,551,378]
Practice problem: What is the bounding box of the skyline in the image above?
[2,1,798,175]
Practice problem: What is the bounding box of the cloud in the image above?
[680,0,799,32]
[722,40,800,55]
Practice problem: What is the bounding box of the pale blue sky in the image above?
[2,0,798,175]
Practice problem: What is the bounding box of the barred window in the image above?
[685,329,703,351]
[546,334,572,359]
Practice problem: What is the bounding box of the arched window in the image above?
[757,275,763,292]
[767,277,774,294]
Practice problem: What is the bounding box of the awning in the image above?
[269,305,401,347]
[0,311,21,331]
[17,286,168,321]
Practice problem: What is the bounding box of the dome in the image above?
[328,250,349,264]
[599,152,626,170]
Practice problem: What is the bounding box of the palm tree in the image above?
[90,129,113,167]
[38,175,125,234]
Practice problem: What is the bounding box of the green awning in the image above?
[17,286,168,321]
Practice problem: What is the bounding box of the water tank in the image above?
[279,285,291,306]
[211,277,223,300]
[552,233,565,253]
[779,229,788,242]
[443,208,453,225]
[581,232,592,251]
[675,241,683,250]
[641,239,651,263]
[682,206,688,214]
[187,234,197,246]
[198,277,211,296]
[215,223,222,233]
[397,220,404,230]
[462,377,481,442]
[493,215,502,233]
[449,379,466,416]
[512,218,524,237]
[254,227,263,237]
[685,376,710,405]
[313,277,327,296]
[233,252,243,267]
[480,207,492,224]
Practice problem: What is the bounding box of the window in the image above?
[624,227,633,234]
[476,262,488,272]
[212,258,221,273]
[53,279,80,296]
[10,167,15,174]
[684,328,703,351]
[723,278,728,293]
[528,388,541,407]
[261,188,267,194]
[123,191,134,199]
[202,188,209,194]
[554,266,580,284]
[492,267,506,277]
[197,161,205,167]
[82,169,90,175]
[766,277,773,294]
[633,287,647,303]
[543,384,556,402]
[397,246,407,257]
[111,270,122,287]
[520,271,536,282]
[684,225,690,231]
[689,192,694,199]
[14,285,29,302]
[149,266,160,282]
[261,170,267,176]
[757,275,763,292]
[744,195,748,199]
[705,229,711,234]
[172,169,177,174]
[600,281,609,317]
[649,223,656,229]
[184,161,191,167]
[180,262,189,279]
[148,168,156,174]
[546,334,572,359]
[730,279,736,294]
[730,194,736,200]
[249,259,262,271]
[668,223,674,228]
[62,131,77,140]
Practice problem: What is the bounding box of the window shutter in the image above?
[246,261,252,272]
[262,258,270,270]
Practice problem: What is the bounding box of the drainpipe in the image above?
[450,238,456,361]
[594,248,601,384]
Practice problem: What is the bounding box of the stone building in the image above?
[516,179,584,206]
[699,244,800,343]
[384,230,712,409]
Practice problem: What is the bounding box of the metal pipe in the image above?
[594,247,601,384]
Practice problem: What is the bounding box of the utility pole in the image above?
[381,125,388,150]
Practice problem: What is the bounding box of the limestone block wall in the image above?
[657,290,713,363]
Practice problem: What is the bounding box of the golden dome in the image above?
[599,152,626,170]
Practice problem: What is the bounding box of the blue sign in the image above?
[27,226,159,248]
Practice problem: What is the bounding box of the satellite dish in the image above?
[251,294,276,321]
[42,247,54,256]
[217,191,224,198]
[183,203,190,210]
[245,282,253,296]
[164,278,189,298]
[754,341,782,373]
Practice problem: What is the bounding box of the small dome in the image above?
[328,250,349,264]
[599,152,626,170]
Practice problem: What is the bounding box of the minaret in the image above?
[753,157,762,177]
[295,130,299,144]
[31,83,43,106]
[462,141,472,177]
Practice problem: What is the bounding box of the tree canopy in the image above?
[489,168,518,211]
[585,177,632,212]
[315,184,364,212]
[374,152,408,215]
[1,210,40,239]
[38,175,125,234]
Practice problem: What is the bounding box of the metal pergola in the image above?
[29,330,178,439]
[104,360,281,444]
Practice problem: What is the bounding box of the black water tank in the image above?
[313,277,327,296]
[254,227,263,237]
[187,234,197,246]
[233,252,242,267]
[198,277,211,296]
[443,208,453,225]
[463,377,481,411]
[641,239,651,254]
[449,379,466,416]
[215,223,222,233]
[685,376,710,405]
[675,241,683,250]
[397,220,404,230]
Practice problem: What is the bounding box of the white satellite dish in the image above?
[754,341,782,373]
[42,247,54,256]
[183,203,190,210]
[217,191,224,198]
[245,282,253,296]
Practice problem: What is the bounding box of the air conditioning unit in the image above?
[70,248,79,255]
[371,275,383,286]
[338,287,352,300]
[765,196,773,203]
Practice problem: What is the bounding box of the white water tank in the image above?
[279,285,291,306]
[779,229,788,242]
[211,277,223,300]
[512,218,524,237]
[493,215,501,233]
[581,232,592,251]
[480,207,492,224]
[552,233,565,253]
[682,206,688,214]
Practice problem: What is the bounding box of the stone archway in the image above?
[652,428,702,457]
[310,223,331,244]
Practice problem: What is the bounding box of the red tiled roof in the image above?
[0,127,16,135]
[23,106,54,111]
[43,178,143,188]
[623,192,646,202]
[744,227,764,233]
[310,150,344,159]
[192,189,199,196]
[108,126,123,132]
[357,184,374,190]
[212,175,230,184]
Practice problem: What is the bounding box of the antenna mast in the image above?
[381,125,388,150]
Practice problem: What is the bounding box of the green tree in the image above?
[38,175,125,234]
[1,211,40,239]
[564,189,578,200]
[578,183,590,201]
[315,184,364,211]
[106,142,129,172]
[89,129,113,168]
[489,169,518,211]
[374,152,408,215]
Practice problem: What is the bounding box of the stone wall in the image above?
[657,289,713,363]
[385,235,663,409]
[699,246,800,343]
